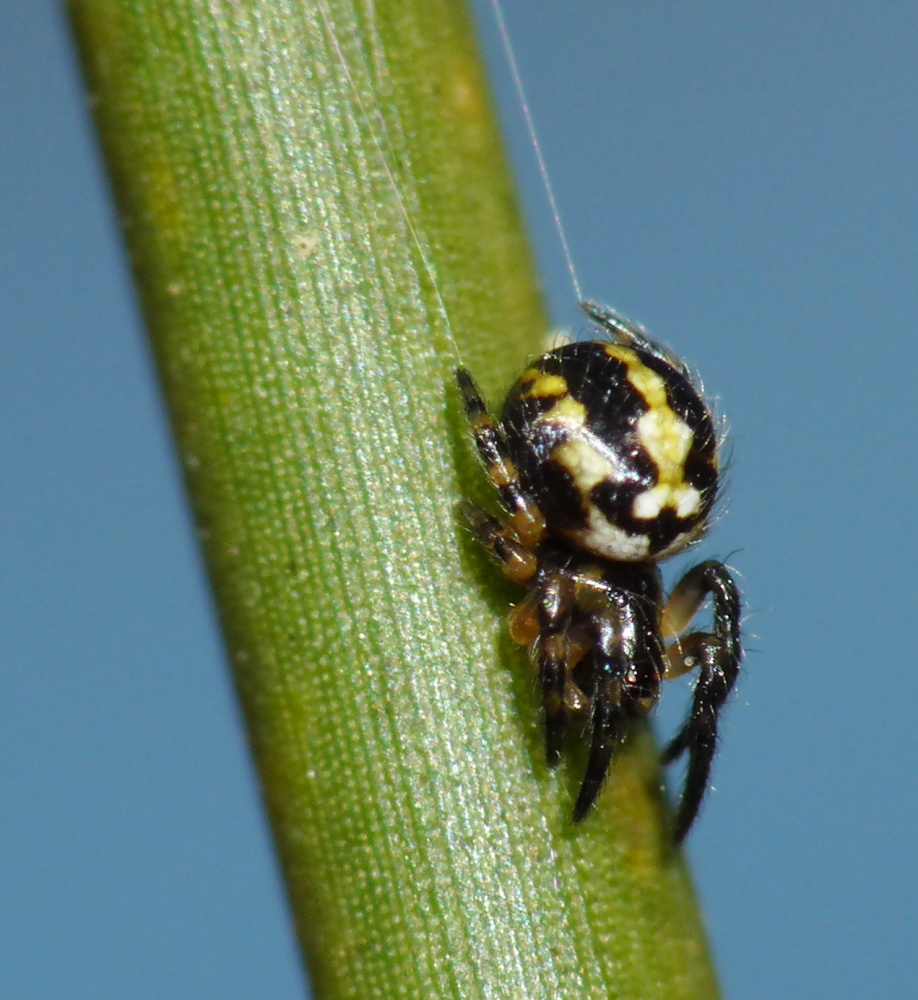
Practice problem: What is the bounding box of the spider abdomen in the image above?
[501,341,718,562]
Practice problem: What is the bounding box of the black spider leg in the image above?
[579,300,688,375]
[661,560,742,843]
[533,574,575,767]
[572,596,634,822]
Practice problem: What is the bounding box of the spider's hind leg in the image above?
[660,559,742,843]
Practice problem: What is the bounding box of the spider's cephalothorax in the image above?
[458,301,742,843]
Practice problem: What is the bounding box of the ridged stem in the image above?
[67,1,720,996]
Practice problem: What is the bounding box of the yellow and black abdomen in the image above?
[500,340,719,562]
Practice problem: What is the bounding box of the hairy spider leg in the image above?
[579,300,690,377]
[572,603,633,822]
[456,367,546,549]
[533,574,576,766]
[461,503,574,765]
[659,560,742,843]
[580,300,650,350]
[460,501,538,586]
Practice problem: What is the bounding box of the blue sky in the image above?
[3,2,917,997]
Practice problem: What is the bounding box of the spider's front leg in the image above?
[456,368,546,549]
[465,524,577,767]
[572,596,635,822]
[660,560,742,843]
[460,501,538,587]
[572,582,668,822]
[505,569,590,768]
[458,367,573,766]
[574,675,627,823]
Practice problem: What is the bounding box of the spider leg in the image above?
[660,560,742,843]
[460,501,538,585]
[506,573,579,767]
[660,557,726,640]
[533,574,577,767]
[456,368,546,547]
[572,609,632,822]
[573,676,624,822]
[460,497,577,766]
[579,300,684,371]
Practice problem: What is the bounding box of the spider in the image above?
[457,301,742,843]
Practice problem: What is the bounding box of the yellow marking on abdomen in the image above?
[520,371,569,399]
[605,344,708,519]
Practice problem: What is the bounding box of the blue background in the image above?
[3,2,916,997]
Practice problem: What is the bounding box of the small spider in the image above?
[457,301,742,843]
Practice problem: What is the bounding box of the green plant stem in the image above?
[68,1,720,997]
